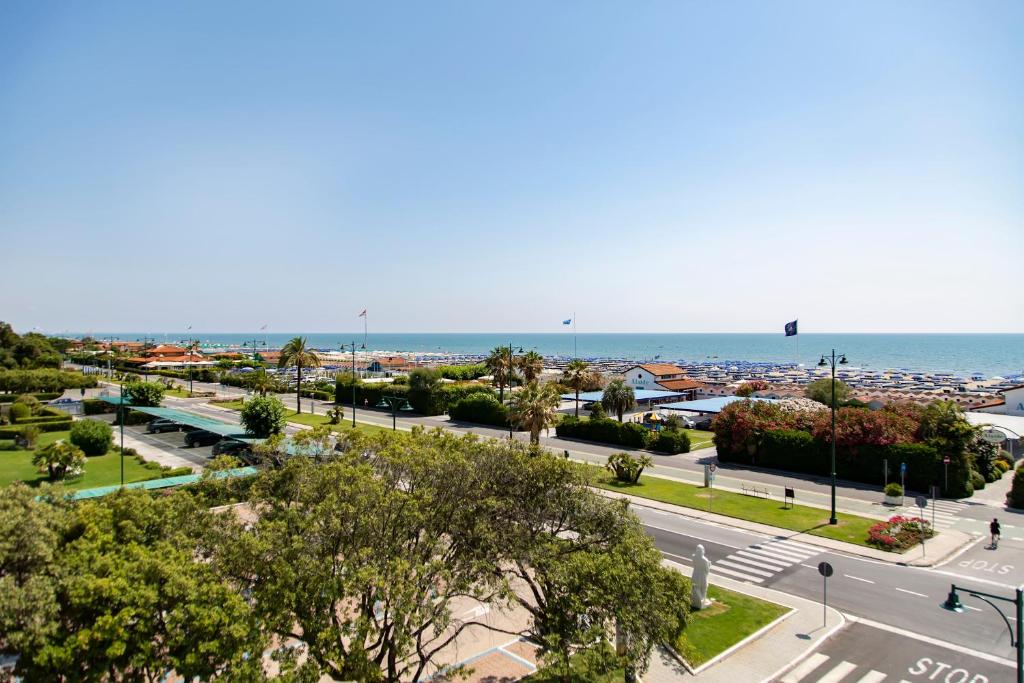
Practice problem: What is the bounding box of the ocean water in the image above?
[81,332,1024,378]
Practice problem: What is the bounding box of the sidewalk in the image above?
[645,559,844,682]
[600,488,974,567]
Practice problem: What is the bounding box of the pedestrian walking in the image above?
[990,518,1001,549]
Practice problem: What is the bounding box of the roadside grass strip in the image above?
[682,429,715,450]
[593,471,881,548]
[0,430,162,489]
[216,400,393,435]
[673,585,789,668]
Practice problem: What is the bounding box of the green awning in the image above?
[70,466,258,500]
[97,401,250,439]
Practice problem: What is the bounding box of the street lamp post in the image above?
[818,349,848,525]
[376,395,413,430]
[119,383,126,487]
[137,337,155,381]
[943,583,1023,682]
[340,341,358,428]
[508,343,522,439]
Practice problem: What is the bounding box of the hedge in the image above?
[0,368,96,393]
[83,399,117,415]
[0,392,62,403]
[650,429,691,454]
[11,406,70,425]
[334,379,495,417]
[1007,467,1024,509]
[0,420,73,438]
[556,417,651,449]
[448,393,509,428]
[114,410,154,426]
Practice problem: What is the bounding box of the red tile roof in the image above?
[656,378,703,391]
[634,363,686,377]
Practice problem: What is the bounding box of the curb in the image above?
[763,610,846,683]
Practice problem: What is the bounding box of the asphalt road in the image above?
[633,506,1019,663]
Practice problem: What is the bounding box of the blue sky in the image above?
[1,1,1021,334]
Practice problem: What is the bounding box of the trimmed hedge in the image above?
[114,410,154,426]
[556,417,650,449]
[448,393,509,428]
[1007,467,1024,509]
[83,399,117,415]
[650,429,691,454]
[334,379,495,417]
[0,420,73,438]
[0,392,62,403]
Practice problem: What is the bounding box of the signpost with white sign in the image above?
[981,428,1007,445]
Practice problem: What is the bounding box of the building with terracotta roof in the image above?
[623,363,691,392]
[653,377,703,400]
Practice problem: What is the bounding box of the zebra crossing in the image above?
[895,498,967,531]
[779,653,908,682]
[711,537,820,584]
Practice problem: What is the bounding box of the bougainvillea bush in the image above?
[867,515,934,551]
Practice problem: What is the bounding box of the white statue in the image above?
[691,544,712,610]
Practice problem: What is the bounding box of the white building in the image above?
[975,385,1024,417]
[623,363,689,391]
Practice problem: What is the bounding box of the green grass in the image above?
[594,471,880,548]
[216,400,394,436]
[674,585,789,667]
[681,429,715,450]
[0,431,163,490]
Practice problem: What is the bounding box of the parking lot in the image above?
[84,415,219,469]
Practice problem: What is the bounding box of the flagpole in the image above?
[796,319,800,367]
[363,312,367,350]
[573,312,577,360]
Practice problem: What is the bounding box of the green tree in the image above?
[510,381,561,444]
[408,367,440,393]
[240,395,286,438]
[69,419,112,456]
[606,451,652,483]
[14,394,42,415]
[124,380,165,407]
[279,336,320,413]
[563,359,590,418]
[32,441,86,481]
[485,345,514,402]
[519,350,544,384]
[250,366,272,396]
[805,377,851,406]
[602,379,636,422]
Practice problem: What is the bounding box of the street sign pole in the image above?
[916,495,928,556]
[901,462,906,506]
[943,456,950,494]
[818,561,834,627]
[883,458,888,488]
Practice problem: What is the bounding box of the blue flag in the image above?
[784,320,798,337]
[562,318,572,325]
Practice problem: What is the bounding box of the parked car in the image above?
[184,430,220,447]
[212,439,251,458]
[50,397,77,405]
[147,418,181,434]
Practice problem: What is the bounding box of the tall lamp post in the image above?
[137,337,155,381]
[119,383,126,487]
[376,395,413,430]
[340,341,358,428]
[943,583,1022,682]
[818,349,847,525]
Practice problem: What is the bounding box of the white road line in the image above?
[748,546,809,563]
[818,661,858,683]
[732,552,791,570]
[801,563,817,569]
[855,671,887,683]
[965,605,982,612]
[844,574,875,584]
[717,560,774,577]
[843,613,1017,669]
[772,539,821,552]
[779,652,829,682]
[894,587,928,598]
[708,564,765,583]
[659,550,693,565]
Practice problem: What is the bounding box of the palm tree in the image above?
[251,367,272,396]
[485,346,514,402]
[519,351,544,384]
[510,381,561,444]
[563,359,590,418]
[279,336,320,413]
[601,379,636,422]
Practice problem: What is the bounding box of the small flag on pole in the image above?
[784,320,798,337]
[562,318,572,325]
[358,309,367,317]
[260,324,267,330]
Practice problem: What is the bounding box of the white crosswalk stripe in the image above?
[777,652,908,682]
[894,499,967,530]
[714,537,820,584]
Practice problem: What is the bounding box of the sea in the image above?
[79,333,1024,379]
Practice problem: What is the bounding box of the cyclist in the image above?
[990,518,1001,549]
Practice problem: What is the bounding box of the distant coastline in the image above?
[69,332,1024,378]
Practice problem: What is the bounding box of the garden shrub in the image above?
[161,466,193,477]
[556,416,654,449]
[970,471,985,491]
[241,396,286,438]
[884,482,903,497]
[650,429,691,454]
[0,420,72,438]
[448,393,509,427]
[124,381,166,407]
[70,419,113,456]
[9,403,30,421]
[1007,468,1024,509]
[83,399,117,415]
[867,515,934,551]
[606,452,652,483]
[0,439,18,451]
[995,460,1011,474]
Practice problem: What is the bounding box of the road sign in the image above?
[818,561,834,577]
[900,462,907,473]
[915,495,927,509]
[709,463,717,472]
[817,561,833,627]
[943,456,950,464]
[980,428,1006,444]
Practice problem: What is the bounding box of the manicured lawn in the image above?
[674,585,789,667]
[593,471,881,548]
[0,431,163,490]
[216,400,394,436]
[682,429,715,450]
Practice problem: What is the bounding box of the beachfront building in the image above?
[623,363,693,391]
[363,355,414,374]
[974,385,1024,417]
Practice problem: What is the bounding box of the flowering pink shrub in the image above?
[867,515,934,551]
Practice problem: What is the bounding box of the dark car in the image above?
[184,430,220,448]
[212,439,251,458]
[147,418,180,434]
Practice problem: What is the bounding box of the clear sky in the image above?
[1,1,1021,334]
